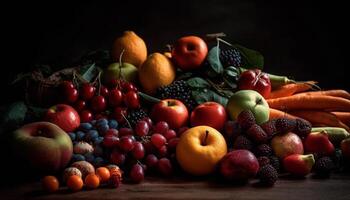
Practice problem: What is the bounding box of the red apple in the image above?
[283,154,315,177]
[341,138,350,160]
[11,122,73,172]
[172,36,208,71]
[271,132,304,159]
[238,69,271,98]
[219,150,259,181]
[150,99,189,129]
[190,102,227,131]
[44,104,80,132]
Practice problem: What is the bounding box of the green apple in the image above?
[11,122,73,172]
[226,90,269,124]
[103,62,138,84]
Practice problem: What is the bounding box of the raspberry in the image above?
[254,144,273,157]
[258,164,278,186]
[314,156,335,176]
[293,118,312,138]
[275,118,296,134]
[258,156,270,167]
[233,135,253,151]
[247,124,269,144]
[269,156,281,172]
[236,110,256,130]
[260,119,277,139]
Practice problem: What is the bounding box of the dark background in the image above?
[1,0,349,104]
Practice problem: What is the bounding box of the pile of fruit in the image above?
[3,31,350,193]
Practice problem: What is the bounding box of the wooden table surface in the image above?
[1,173,350,200]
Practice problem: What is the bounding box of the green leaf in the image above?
[80,63,100,82]
[234,44,264,69]
[207,46,224,75]
[175,72,193,81]
[0,102,27,133]
[138,92,161,104]
[223,66,240,89]
[192,89,228,107]
[186,77,210,89]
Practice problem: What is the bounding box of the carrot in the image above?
[268,81,316,99]
[293,90,350,100]
[267,95,350,112]
[269,108,298,120]
[331,112,350,126]
[289,110,350,131]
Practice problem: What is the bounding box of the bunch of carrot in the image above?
[266,81,350,131]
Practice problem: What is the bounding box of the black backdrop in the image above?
[2,0,349,105]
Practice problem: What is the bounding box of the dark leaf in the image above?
[192,89,228,106]
[80,63,100,82]
[0,102,27,133]
[234,44,264,69]
[176,72,193,81]
[223,66,240,89]
[138,92,161,104]
[187,77,210,89]
[207,46,224,75]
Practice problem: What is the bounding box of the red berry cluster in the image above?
[58,80,140,123]
[103,119,183,183]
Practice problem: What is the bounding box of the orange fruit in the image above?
[84,173,100,189]
[67,175,83,192]
[96,167,111,182]
[42,176,59,193]
[138,53,176,94]
[112,31,147,68]
[176,126,227,175]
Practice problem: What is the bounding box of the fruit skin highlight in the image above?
[271,132,304,159]
[176,126,227,176]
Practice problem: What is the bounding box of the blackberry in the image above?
[260,119,277,140]
[269,156,281,172]
[237,110,256,130]
[247,124,269,144]
[258,164,278,186]
[254,144,273,157]
[220,48,242,68]
[233,135,253,151]
[293,118,312,138]
[258,156,270,167]
[275,118,296,134]
[156,80,197,111]
[314,156,335,176]
[126,109,148,128]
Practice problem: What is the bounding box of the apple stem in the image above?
[202,130,209,146]
[118,49,125,80]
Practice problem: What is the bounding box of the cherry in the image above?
[119,127,134,137]
[132,142,145,160]
[157,158,173,176]
[135,121,149,137]
[90,95,107,112]
[153,121,169,135]
[105,129,119,137]
[80,110,93,122]
[94,113,107,120]
[129,164,144,183]
[111,107,127,124]
[163,129,176,141]
[100,86,109,97]
[110,150,125,166]
[64,88,79,104]
[119,136,134,152]
[151,134,167,149]
[74,100,86,112]
[60,81,75,90]
[122,82,137,93]
[145,154,158,169]
[108,89,123,107]
[103,135,119,148]
[80,83,96,100]
[123,91,140,109]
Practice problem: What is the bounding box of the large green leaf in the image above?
[207,46,224,75]
[187,77,210,89]
[80,63,101,82]
[234,44,264,69]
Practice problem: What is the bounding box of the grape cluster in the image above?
[156,80,197,111]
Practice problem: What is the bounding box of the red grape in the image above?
[143,140,157,154]
[132,142,145,160]
[105,129,119,137]
[110,150,126,165]
[163,129,176,140]
[112,107,127,124]
[103,136,119,148]
[177,126,189,137]
[158,145,168,158]
[142,117,153,127]
[119,127,134,137]
[151,134,167,149]
[119,136,134,152]
[145,154,158,169]
[129,164,144,183]
[153,121,169,135]
[157,158,173,176]
[135,121,149,137]
[167,138,180,152]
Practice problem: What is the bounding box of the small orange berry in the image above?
[67,175,83,192]
[42,176,59,193]
[96,167,111,182]
[85,173,100,189]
